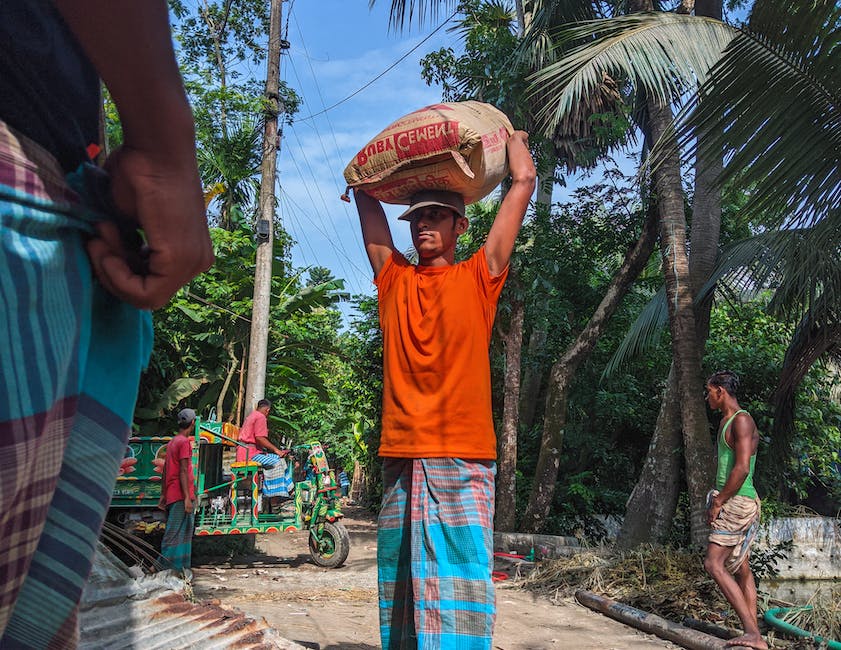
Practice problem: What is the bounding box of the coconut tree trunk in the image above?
[618,365,684,547]
[619,0,724,548]
[521,203,658,532]
[770,310,841,488]
[496,278,524,532]
[216,342,239,421]
[620,17,724,547]
[647,100,716,547]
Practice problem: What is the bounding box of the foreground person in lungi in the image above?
[159,409,198,572]
[0,2,212,647]
[355,131,535,649]
[704,370,767,650]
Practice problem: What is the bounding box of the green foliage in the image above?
[749,539,793,582]
[136,226,348,437]
[421,0,521,107]
[705,299,841,507]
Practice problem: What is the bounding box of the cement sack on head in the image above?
[343,101,514,205]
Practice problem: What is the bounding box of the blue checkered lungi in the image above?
[251,453,294,497]
[378,458,496,650]
[161,501,195,572]
[0,121,152,648]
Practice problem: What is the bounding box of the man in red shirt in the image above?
[159,408,197,572]
[355,131,535,649]
[237,398,285,462]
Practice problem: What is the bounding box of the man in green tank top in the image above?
[703,370,766,650]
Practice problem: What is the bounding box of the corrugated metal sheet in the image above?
[80,545,306,649]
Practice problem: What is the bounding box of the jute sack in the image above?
[343,101,514,205]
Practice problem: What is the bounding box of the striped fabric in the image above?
[0,120,152,648]
[161,501,194,572]
[708,489,762,574]
[250,452,280,467]
[378,458,496,650]
[258,455,294,498]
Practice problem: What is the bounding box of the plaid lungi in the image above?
[378,458,496,650]
[708,489,762,573]
[0,121,152,648]
[254,454,294,497]
[161,501,195,572]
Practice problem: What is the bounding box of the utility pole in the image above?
[245,0,283,416]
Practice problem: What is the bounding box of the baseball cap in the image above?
[177,408,197,427]
[397,190,466,221]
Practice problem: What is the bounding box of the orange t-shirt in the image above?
[375,247,508,459]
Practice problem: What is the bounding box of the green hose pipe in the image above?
[764,606,841,650]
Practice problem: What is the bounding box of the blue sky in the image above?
[273,1,464,300]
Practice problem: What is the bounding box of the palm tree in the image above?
[530,0,839,543]
[197,116,262,230]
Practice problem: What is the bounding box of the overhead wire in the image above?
[279,183,372,287]
[284,7,457,292]
[284,56,357,251]
[293,9,457,123]
[289,12,365,256]
[282,127,366,293]
[279,191,323,273]
[278,1,368,294]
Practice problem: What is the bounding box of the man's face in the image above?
[408,206,467,261]
[259,405,271,416]
[705,383,724,410]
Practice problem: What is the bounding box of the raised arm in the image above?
[53,0,213,310]
[354,189,396,277]
[485,131,536,277]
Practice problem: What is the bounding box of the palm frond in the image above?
[372,0,459,31]
[529,12,735,134]
[677,0,841,229]
[602,285,668,378]
[604,224,841,376]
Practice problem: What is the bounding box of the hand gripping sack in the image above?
[343,101,514,205]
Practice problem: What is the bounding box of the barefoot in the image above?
[725,633,768,650]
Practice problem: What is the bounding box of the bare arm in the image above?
[354,189,396,277]
[53,1,213,310]
[707,413,755,523]
[256,436,284,456]
[179,457,194,514]
[157,456,167,510]
[485,131,536,277]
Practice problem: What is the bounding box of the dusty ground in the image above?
[192,506,679,650]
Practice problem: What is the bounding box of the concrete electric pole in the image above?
[244,0,284,416]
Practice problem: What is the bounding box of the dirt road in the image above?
[192,506,679,650]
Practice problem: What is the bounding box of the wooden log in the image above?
[681,616,740,639]
[575,590,729,650]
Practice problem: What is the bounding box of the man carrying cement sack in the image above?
[354,130,535,649]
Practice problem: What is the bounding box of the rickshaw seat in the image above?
[230,461,261,471]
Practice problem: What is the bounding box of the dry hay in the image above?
[518,546,739,627]
[516,546,841,647]
[774,584,841,646]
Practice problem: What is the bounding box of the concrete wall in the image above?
[756,516,841,580]
[496,516,841,580]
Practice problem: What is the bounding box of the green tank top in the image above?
[715,409,757,498]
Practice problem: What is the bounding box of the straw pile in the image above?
[514,546,841,647]
[516,546,736,624]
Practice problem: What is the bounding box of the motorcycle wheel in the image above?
[309,520,350,568]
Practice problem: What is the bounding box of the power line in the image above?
[184,290,251,323]
[279,182,371,289]
[286,16,365,255]
[293,10,456,122]
[284,124,367,288]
